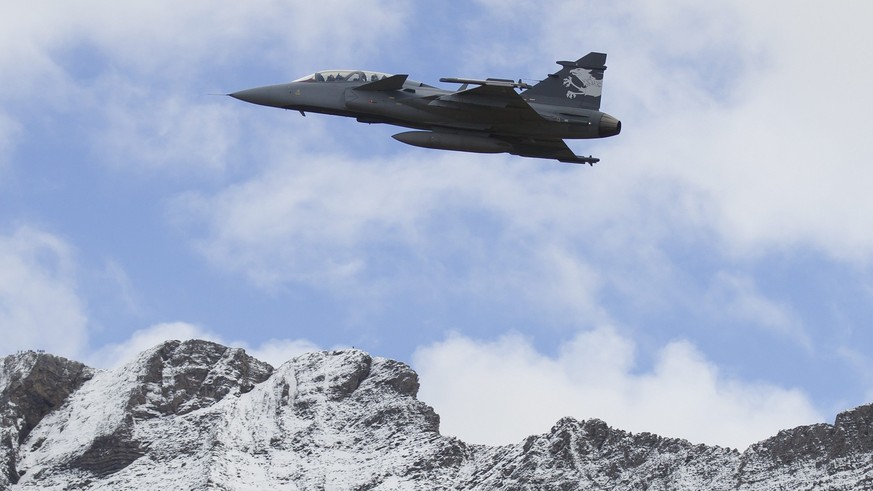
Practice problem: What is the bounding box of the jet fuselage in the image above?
[231,53,620,165]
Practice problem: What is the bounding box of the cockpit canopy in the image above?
[293,70,393,83]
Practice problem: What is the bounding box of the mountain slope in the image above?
[1,350,93,488]
[1,340,871,490]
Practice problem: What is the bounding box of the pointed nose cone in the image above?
[229,84,291,108]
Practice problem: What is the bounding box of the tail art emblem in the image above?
[563,68,602,99]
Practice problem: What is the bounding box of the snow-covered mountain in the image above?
[1,340,871,490]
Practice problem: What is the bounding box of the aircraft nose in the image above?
[229,84,291,108]
[598,113,622,137]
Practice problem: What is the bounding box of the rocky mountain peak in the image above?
[1,351,93,486]
[834,404,873,454]
[1,351,93,442]
[281,348,440,438]
[125,339,273,418]
[1,340,872,490]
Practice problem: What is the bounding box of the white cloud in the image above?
[85,322,218,369]
[2,3,868,449]
[624,3,873,261]
[100,259,142,316]
[836,346,873,408]
[242,338,322,367]
[171,147,657,322]
[0,1,413,176]
[0,226,323,369]
[91,77,243,175]
[0,1,412,80]
[164,1,873,331]
[0,227,89,359]
[174,151,456,289]
[86,322,320,369]
[468,1,873,263]
[413,327,822,450]
[706,272,809,347]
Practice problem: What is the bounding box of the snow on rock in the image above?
[12,340,272,489]
[1,340,872,490]
[739,404,873,490]
[0,351,92,488]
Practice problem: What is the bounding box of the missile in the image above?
[439,77,532,90]
[392,131,513,154]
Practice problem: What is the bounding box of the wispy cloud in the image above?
[414,327,822,450]
[0,113,19,172]
[2,1,872,453]
[86,322,320,369]
[0,226,89,358]
[705,272,810,348]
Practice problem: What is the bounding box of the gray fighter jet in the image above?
[230,52,620,165]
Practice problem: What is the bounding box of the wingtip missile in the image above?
[440,77,532,90]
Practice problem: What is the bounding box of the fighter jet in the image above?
[230,52,620,165]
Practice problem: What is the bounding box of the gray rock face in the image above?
[1,340,871,490]
[738,404,873,490]
[0,351,93,488]
[124,339,274,418]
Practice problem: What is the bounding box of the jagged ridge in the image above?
[0,351,93,487]
[0,340,871,490]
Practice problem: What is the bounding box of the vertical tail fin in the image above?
[522,52,607,110]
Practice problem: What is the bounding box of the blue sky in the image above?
[2,1,873,450]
